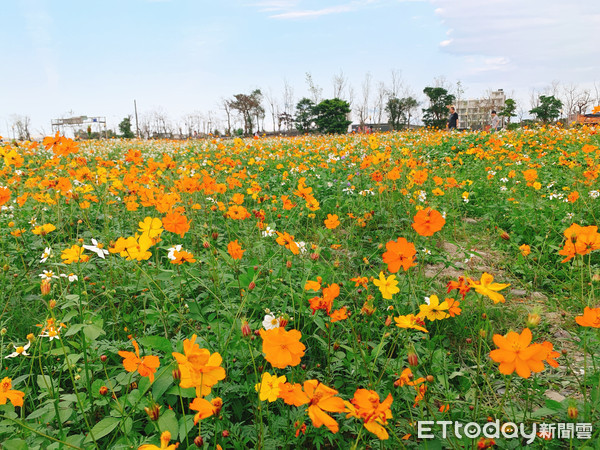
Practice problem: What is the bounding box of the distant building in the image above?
[457,89,506,130]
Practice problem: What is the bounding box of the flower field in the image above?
[1,126,600,449]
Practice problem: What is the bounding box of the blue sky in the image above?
[1,0,599,136]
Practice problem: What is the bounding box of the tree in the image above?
[294,98,316,133]
[422,87,455,129]
[529,95,563,123]
[119,116,135,139]
[498,99,517,125]
[313,98,351,134]
[386,96,418,130]
[386,97,403,130]
[229,89,263,135]
[10,115,31,140]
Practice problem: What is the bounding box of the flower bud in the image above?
[426,375,434,383]
[385,315,392,327]
[466,338,472,344]
[1,328,7,336]
[194,436,204,447]
[222,430,230,438]
[172,368,181,381]
[99,386,108,396]
[241,321,251,337]
[212,232,219,240]
[479,329,487,339]
[248,281,256,290]
[500,231,510,241]
[407,345,418,367]
[567,405,578,420]
[144,403,161,421]
[49,299,57,309]
[526,312,541,328]
[203,241,210,249]
[310,253,319,261]
[2,264,9,272]
[286,261,292,269]
[41,279,51,296]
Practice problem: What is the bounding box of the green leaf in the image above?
[64,323,84,337]
[84,417,120,443]
[37,375,54,391]
[139,336,172,354]
[2,439,28,450]
[158,408,179,437]
[83,324,105,341]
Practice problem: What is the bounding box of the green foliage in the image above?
[529,95,563,123]
[422,87,455,129]
[313,98,351,134]
[499,98,517,124]
[294,97,316,133]
[386,96,418,130]
[118,116,135,139]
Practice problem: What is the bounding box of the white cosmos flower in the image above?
[83,239,109,259]
[168,245,182,260]
[262,226,276,237]
[5,342,31,358]
[39,270,59,280]
[262,314,280,330]
[40,247,52,263]
[296,241,307,254]
[60,273,78,282]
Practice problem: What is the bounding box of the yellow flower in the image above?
[417,295,450,321]
[468,273,510,304]
[138,217,163,239]
[61,245,89,264]
[255,372,286,402]
[373,272,399,300]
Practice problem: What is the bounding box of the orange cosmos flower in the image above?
[573,226,600,256]
[519,244,531,257]
[468,273,510,304]
[162,212,191,237]
[0,187,10,207]
[170,250,196,265]
[227,240,245,260]
[411,208,445,237]
[568,191,579,203]
[138,217,164,239]
[395,368,426,387]
[446,298,461,317]
[278,382,307,406]
[61,245,90,264]
[226,205,251,220]
[394,314,428,333]
[382,237,417,273]
[0,377,25,407]
[345,389,393,440]
[172,335,226,396]
[118,340,160,383]
[329,306,348,322]
[575,306,600,328]
[489,328,547,378]
[541,341,560,368]
[275,231,299,255]
[308,283,339,315]
[303,380,346,434]
[324,214,340,229]
[259,327,306,369]
[304,277,322,291]
[138,430,179,450]
[189,397,223,424]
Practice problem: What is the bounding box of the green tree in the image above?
[294,98,316,133]
[529,95,563,123]
[229,89,263,135]
[386,97,403,130]
[313,98,351,134]
[119,116,135,139]
[422,87,455,129]
[499,98,517,125]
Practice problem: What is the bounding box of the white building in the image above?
[457,89,506,130]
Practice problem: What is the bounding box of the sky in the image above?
[1,0,599,136]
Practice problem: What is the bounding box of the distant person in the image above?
[447,106,459,130]
[490,110,501,131]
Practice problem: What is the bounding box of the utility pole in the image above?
[134,99,140,138]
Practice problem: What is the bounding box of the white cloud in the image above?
[270,4,355,19]
[430,0,600,89]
